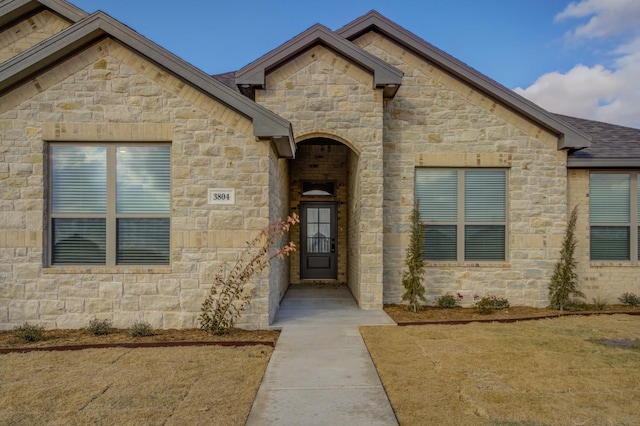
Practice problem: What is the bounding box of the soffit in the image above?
[235,23,403,98]
[0,10,296,158]
[0,0,86,29]
[337,11,592,151]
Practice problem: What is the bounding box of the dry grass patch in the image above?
[361,315,640,425]
[0,345,272,425]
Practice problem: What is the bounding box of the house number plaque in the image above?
[208,188,235,205]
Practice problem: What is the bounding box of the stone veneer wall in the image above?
[288,142,349,284]
[0,10,72,63]
[254,45,385,308]
[354,32,568,307]
[568,169,640,302]
[267,146,290,323]
[0,38,275,330]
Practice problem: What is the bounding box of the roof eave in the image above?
[567,158,640,169]
[0,11,295,156]
[337,11,591,150]
[0,0,86,29]
[235,24,403,96]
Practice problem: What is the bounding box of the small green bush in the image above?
[13,322,45,343]
[85,318,112,336]
[128,320,154,337]
[473,295,510,314]
[566,299,589,311]
[435,293,462,308]
[618,292,640,307]
[591,296,608,311]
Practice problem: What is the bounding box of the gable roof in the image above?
[0,9,295,158]
[0,0,86,29]
[235,23,403,98]
[337,11,592,151]
[558,114,640,168]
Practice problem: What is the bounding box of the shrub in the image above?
[619,292,640,307]
[13,322,45,343]
[565,299,589,311]
[128,320,154,337]
[435,293,463,308]
[591,296,608,311]
[548,205,584,311]
[85,318,112,336]
[200,215,299,335]
[473,295,510,314]
[401,202,427,312]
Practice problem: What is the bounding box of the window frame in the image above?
[47,142,171,267]
[415,168,508,263]
[589,171,639,262]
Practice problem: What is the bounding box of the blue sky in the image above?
[72,0,640,128]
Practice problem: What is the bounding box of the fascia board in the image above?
[0,11,293,147]
[338,12,591,150]
[567,158,640,168]
[0,0,86,28]
[236,24,402,89]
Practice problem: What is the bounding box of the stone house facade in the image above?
[1,0,639,330]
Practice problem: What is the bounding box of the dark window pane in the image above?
[423,225,456,260]
[52,218,106,264]
[465,225,505,261]
[590,226,630,260]
[117,219,170,264]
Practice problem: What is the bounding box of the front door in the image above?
[300,203,337,279]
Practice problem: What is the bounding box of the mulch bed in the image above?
[384,304,640,325]
[0,328,279,354]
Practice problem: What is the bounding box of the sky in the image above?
[71,0,640,129]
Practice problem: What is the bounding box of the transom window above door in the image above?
[415,168,507,262]
[49,144,170,266]
[302,181,336,196]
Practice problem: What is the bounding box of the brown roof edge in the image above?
[235,23,403,98]
[337,11,592,150]
[0,0,87,29]
[0,10,295,158]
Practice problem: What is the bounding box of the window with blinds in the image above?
[589,173,639,261]
[416,168,506,261]
[50,144,170,266]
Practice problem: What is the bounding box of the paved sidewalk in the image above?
[246,284,398,425]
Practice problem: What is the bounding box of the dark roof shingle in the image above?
[558,114,640,167]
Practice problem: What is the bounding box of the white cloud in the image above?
[555,0,640,39]
[515,0,640,128]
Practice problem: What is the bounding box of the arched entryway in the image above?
[288,137,355,285]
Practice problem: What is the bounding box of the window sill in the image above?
[424,262,510,268]
[43,266,171,274]
[589,262,640,268]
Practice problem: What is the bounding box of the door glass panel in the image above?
[308,208,318,223]
[319,208,330,223]
[306,207,332,253]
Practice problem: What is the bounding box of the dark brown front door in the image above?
[300,202,337,279]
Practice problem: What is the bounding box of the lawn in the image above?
[361,315,640,425]
[0,345,272,425]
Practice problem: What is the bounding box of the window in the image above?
[589,172,639,261]
[50,144,170,266]
[416,169,506,261]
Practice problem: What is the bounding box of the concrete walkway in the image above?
[246,284,398,425]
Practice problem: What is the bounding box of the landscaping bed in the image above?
[384,303,640,324]
[0,327,279,353]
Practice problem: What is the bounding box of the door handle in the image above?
[331,239,335,253]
